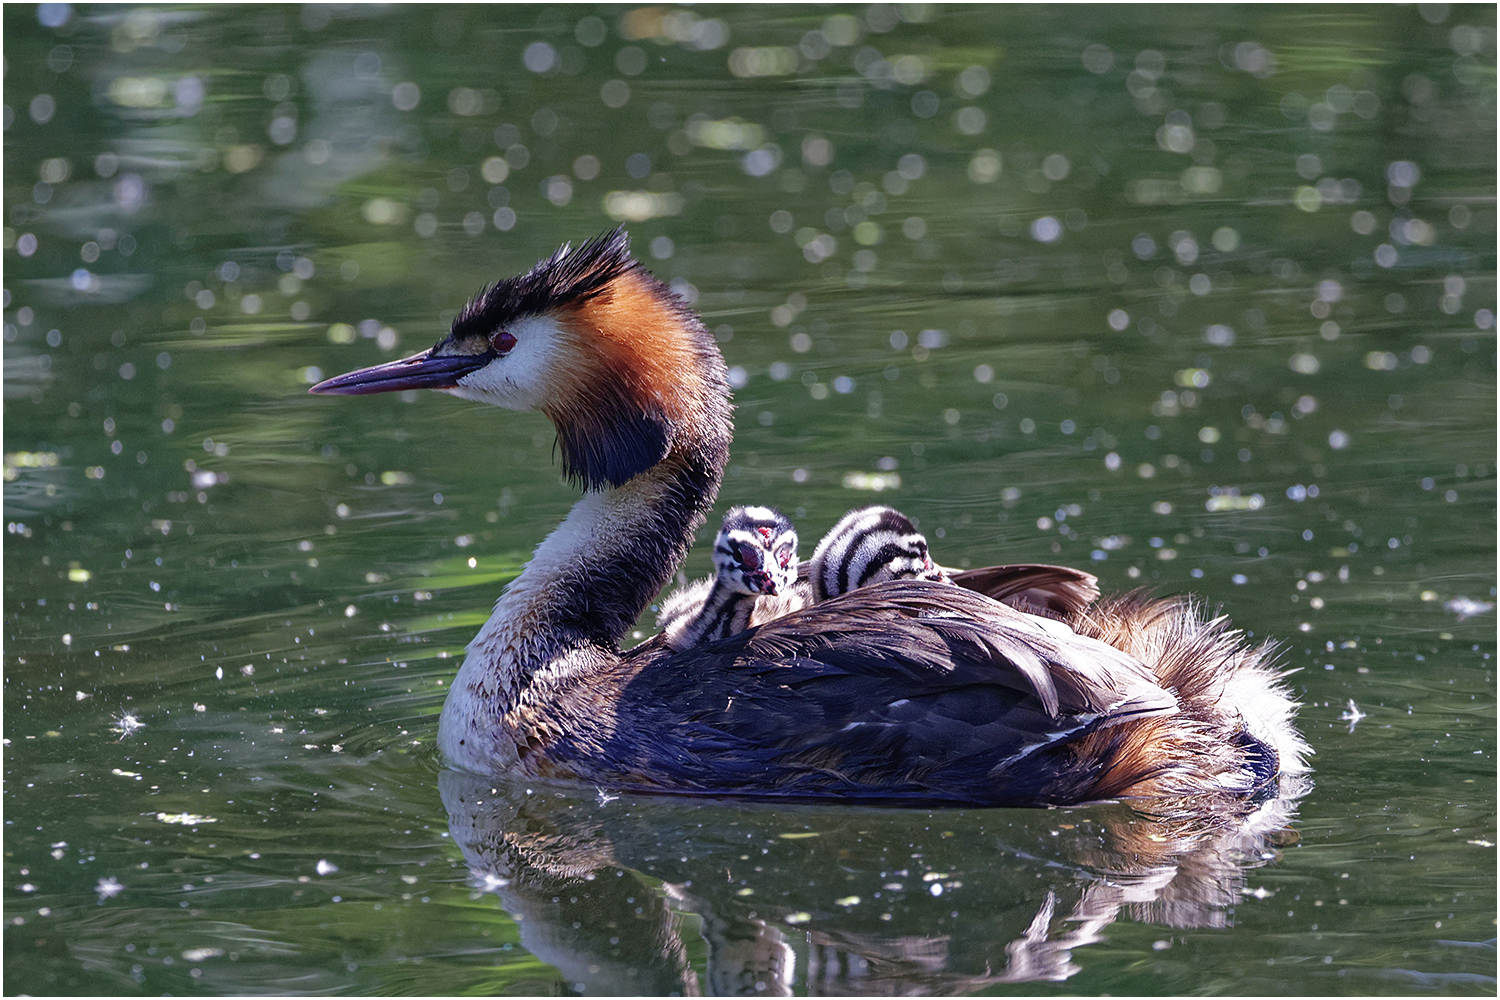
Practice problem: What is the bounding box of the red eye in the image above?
[490,330,516,354]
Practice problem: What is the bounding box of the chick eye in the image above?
[734,543,762,571]
[490,330,516,355]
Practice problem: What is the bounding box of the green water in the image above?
[4,4,1495,995]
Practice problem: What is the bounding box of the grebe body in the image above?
[311,231,1309,807]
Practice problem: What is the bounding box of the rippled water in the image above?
[4,4,1495,995]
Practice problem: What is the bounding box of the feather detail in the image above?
[950,563,1101,620]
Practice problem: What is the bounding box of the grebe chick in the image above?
[310,230,1309,808]
[808,505,1095,623]
[809,505,948,603]
[661,503,946,643]
[658,505,798,650]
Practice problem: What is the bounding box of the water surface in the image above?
[4,4,1495,995]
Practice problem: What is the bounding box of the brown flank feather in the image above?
[1065,591,1299,801]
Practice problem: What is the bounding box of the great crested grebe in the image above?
[311,230,1309,807]
[809,505,948,603]
[657,505,799,650]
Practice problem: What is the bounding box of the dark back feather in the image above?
[576,581,1178,805]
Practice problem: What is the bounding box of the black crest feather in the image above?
[451,228,638,336]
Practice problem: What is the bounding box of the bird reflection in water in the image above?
[441,769,1308,995]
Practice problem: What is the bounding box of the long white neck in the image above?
[438,446,723,773]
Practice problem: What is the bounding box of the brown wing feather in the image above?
[949,563,1101,619]
[603,580,1183,805]
[743,580,1174,722]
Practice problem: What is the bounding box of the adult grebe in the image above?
[657,505,799,650]
[310,230,1309,807]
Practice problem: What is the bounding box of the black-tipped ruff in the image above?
[554,409,672,492]
[448,228,727,493]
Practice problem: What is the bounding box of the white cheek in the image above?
[450,314,562,410]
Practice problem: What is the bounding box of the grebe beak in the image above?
[308,348,491,395]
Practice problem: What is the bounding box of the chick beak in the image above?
[308,348,490,395]
[747,569,779,596]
